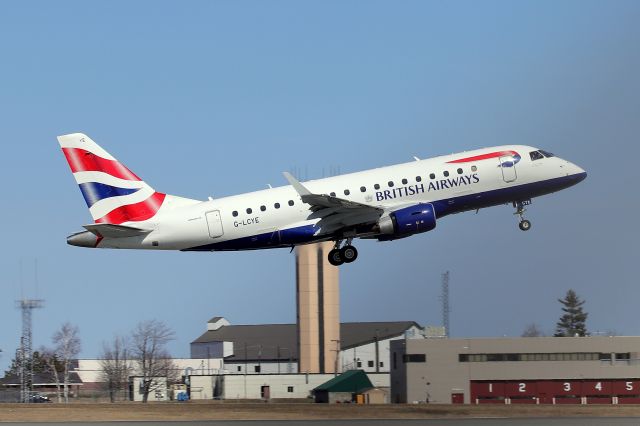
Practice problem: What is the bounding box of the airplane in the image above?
[58,133,586,266]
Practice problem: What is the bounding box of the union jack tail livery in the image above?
[57,133,166,225]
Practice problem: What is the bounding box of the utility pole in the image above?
[441,271,450,338]
[16,299,44,403]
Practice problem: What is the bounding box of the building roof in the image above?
[191,321,420,361]
[1,372,83,387]
[313,370,373,393]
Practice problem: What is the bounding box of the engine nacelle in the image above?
[377,203,436,239]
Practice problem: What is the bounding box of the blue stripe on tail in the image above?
[78,182,141,207]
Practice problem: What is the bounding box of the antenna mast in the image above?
[16,298,44,403]
[441,271,450,338]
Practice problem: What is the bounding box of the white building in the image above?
[191,317,425,376]
[189,372,390,400]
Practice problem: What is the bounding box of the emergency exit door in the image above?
[205,210,224,238]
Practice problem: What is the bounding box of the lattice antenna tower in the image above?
[16,298,44,403]
[441,271,450,338]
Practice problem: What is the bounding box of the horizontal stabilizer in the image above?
[83,223,152,238]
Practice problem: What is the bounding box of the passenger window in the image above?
[457,168,463,175]
[232,211,238,217]
[246,208,252,214]
[416,176,422,182]
[274,203,280,209]
[374,184,380,190]
[344,189,350,196]
[471,165,477,172]
[288,200,294,206]
[530,151,544,161]
[330,192,336,197]
[401,178,408,185]
[443,171,449,177]
[429,173,435,179]
[260,205,266,212]
[388,181,394,188]
[360,186,366,192]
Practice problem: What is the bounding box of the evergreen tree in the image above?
[554,289,588,337]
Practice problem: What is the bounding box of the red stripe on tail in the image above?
[95,192,166,224]
[62,148,142,181]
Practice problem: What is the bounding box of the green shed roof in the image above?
[313,370,373,393]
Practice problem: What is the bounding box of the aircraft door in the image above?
[499,156,517,183]
[205,210,224,238]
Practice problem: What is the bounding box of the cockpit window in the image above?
[539,150,555,158]
[529,151,544,161]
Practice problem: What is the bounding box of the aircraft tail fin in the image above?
[57,133,166,224]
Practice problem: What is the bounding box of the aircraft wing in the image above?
[83,223,152,238]
[283,172,383,234]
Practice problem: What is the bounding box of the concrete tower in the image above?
[296,242,340,374]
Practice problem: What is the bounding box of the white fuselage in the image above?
[87,145,585,252]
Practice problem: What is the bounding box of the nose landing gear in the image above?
[514,200,532,231]
[327,239,358,266]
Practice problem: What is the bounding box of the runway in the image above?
[3,419,640,426]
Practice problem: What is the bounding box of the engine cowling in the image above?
[377,203,436,240]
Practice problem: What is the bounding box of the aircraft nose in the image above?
[566,162,587,183]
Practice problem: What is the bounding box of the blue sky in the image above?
[1,1,639,370]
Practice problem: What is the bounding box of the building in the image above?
[313,369,374,403]
[188,372,390,401]
[391,336,640,405]
[191,317,425,375]
[296,242,340,374]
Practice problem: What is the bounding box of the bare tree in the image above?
[38,346,62,402]
[52,323,81,403]
[99,335,132,402]
[130,320,175,403]
[521,323,545,337]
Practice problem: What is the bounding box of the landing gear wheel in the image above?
[340,245,358,263]
[519,219,531,231]
[328,248,344,266]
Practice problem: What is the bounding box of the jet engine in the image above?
[376,203,436,240]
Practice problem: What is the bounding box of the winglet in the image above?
[283,172,312,196]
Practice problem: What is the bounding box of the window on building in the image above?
[246,208,252,214]
[288,200,294,206]
[403,354,426,363]
[357,361,362,368]
[254,365,261,373]
[367,360,374,368]
[232,211,238,217]
[379,361,384,367]
[260,205,266,212]
[616,353,631,360]
[287,386,294,393]
[237,366,242,372]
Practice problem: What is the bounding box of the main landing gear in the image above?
[514,200,532,231]
[327,239,358,266]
